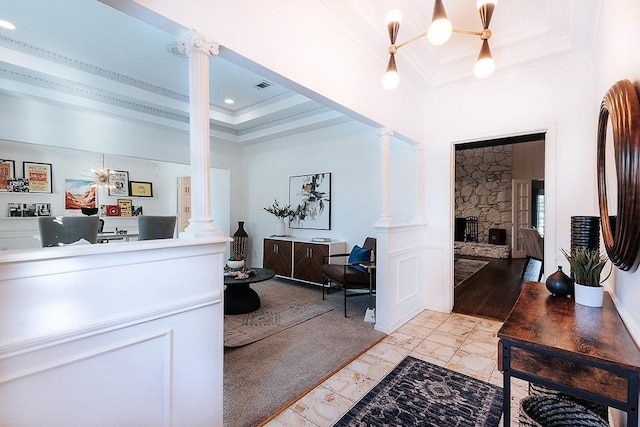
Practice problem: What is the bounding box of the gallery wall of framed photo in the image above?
[0,140,166,220]
[0,140,232,251]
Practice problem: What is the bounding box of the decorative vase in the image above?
[231,221,249,260]
[545,266,574,297]
[274,218,286,237]
[573,283,604,307]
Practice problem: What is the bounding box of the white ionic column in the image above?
[177,30,222,238]
[376,127,393,226]
[413,143,426,223]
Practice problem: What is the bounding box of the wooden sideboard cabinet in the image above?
[263,237,346,285]
[263,238,292,277]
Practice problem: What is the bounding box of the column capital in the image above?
[376,127,394,138]
[177,29,219,58]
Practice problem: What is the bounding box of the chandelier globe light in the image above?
[383,0,498,88]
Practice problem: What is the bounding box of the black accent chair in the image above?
[521,227,544,281]
[321,237,376,317]
[38,216,100,247]
[138,215,177,240]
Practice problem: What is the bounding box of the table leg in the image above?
[502,344,511,427]
[629,373,639,427]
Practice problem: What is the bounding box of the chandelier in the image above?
[90,154,116,189]
[383,0,497,89]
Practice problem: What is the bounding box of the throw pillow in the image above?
[348,245,372,273]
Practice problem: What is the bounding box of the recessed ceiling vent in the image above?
[254,80,274,90]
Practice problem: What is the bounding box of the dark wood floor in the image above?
[453,255,543,321]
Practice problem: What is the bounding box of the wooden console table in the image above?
[498,282,640,426]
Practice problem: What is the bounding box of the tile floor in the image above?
[263,310,529,427]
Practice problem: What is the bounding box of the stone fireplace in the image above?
[455,144,512,256]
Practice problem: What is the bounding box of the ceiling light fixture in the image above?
[0,19,17,31]
[224,98,235,105]
[383,0,497,89]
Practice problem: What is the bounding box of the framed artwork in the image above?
[289,172,331,230]
[129,181,153,197]
[8,203,22,217]
[105,205,121,216]
[7,178,29,192]
[0,159,15,191]
[118,199,133,216]
[23,161,52,193]
[64,179,96,210]
[8,202,51,217]
[36,203,52,216]
[132,205,143,216]
[109,170,129,196]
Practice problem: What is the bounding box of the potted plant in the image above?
[561,247,608,307]
[263,199,295,237]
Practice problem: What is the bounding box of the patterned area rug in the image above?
[335,356,503,427]
[224,291,332,347]
[454,258,490,287]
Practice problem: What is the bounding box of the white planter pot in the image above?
[275,219,286,237]
[573,283,604,307]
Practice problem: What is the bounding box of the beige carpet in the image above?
[224,291,332,347]
[454,258,489,287]
[224,278,386,427]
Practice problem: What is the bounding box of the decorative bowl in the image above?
[81,207,99,216]
[226,259,245,270]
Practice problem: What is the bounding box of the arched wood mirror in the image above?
[597,79,640,272]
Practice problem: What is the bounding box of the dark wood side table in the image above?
[224,268,275,315]
[498,282,640,426]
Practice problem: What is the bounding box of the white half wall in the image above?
[0,238,227,425]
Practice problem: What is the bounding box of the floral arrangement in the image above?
[561,247,608,287]
[263,199,295,219]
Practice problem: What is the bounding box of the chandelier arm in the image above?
[452,28,483,37]
[392,29,428,51]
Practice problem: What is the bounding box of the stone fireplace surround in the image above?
[455,144,513,251]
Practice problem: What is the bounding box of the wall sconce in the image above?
[383,0,497,89]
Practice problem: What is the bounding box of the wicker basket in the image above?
[519,395,610,427]
[528,382,609,421]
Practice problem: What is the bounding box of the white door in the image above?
[512,179,531,258]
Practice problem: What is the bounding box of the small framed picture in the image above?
[36,203,52,216]
[132,205,143,216]
[7,178,29,192]
[109,170,129,196]
[8,202,22,217]
[0,159,15,191]
[118,199,133,217]
[129,181,153,198]
[23,161,52,193]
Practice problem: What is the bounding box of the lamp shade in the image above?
[427,0,452,45]
[473,39,495,78]
[382,54,400,89]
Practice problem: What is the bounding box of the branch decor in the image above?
[263,199,295,219]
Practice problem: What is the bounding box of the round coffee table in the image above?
[224,267,275,315]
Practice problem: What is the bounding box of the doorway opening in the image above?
[453,132,546,320]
